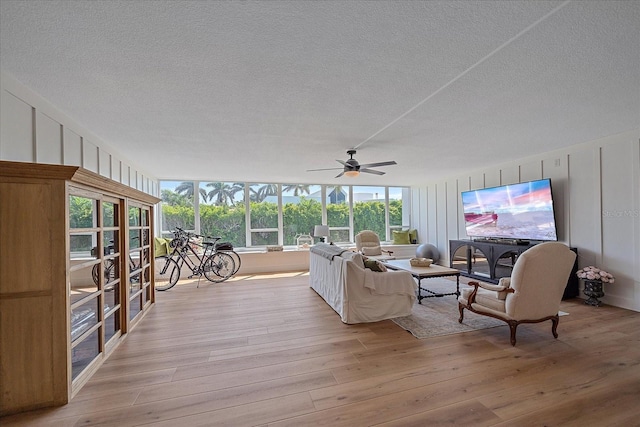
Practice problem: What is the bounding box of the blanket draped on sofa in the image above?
[309,245,417,324]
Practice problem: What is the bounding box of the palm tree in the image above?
[283,184,311,196]
[205,182,236,206]
[175,181,207,203]
[249,184,278,202]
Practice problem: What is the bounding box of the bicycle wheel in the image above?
[203,252,235,283]
[222,250,241,276]
[92,259,116,286]
[154,256,181,291]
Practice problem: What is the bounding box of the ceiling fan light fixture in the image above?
[344,170,360,177]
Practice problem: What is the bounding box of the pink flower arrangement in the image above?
[576,266,615,283]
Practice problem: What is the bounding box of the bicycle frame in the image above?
[166,236,217,279]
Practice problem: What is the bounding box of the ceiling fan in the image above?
[307,149,397,178]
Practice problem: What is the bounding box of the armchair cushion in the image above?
[362,246,382,256]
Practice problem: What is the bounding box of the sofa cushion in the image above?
[392,230,411,244]
[364,258,388,272]
[341,250,365,269]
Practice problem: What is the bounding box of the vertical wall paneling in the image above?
[542,154,569,242]
[1,72,158,196]
[567,148,601,267]
[35,112,62,164]
[600,140,636,308]
[458,176,472,239]
[500,166,519,185]
[410,187,422,243]
[435,182,448,259]
[445,179,459,262]
[633,138,640,312]
[484,169,500,188]
[82,138,99,173]
[520,160,543,182]
[62,128,82,166]
[122,164,131,186]
[469,172,484,190]
[98,148,111,178]
[426,184,438,246]
[111,157,121,183]
[0,91,33,161]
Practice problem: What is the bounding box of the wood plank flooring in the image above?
[3,272,640,426]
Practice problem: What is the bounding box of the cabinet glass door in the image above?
[128,204,152,323]
[69,192,124,381]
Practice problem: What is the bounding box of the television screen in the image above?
[461,179,558,241]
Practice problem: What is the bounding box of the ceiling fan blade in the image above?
[335,171,345,178]
[360,168,385,175]
[336,160,349,167]
[307,167,343,172]
[358,160,397,168]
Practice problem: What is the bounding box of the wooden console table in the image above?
[449,239,579,299]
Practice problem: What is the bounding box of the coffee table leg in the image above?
[417,277,423,304]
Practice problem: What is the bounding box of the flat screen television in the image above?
[461,178,558,242]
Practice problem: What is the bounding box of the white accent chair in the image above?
[458,242,576,346]
[354,230,395,261]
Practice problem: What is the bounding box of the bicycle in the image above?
[211,240,242,276]
[154,228,236,291]
[92,239,140,288]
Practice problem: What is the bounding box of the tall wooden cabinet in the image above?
[0,161,160,415]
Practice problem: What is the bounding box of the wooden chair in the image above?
[458,242,576,346]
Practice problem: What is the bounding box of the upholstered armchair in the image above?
[355,230,395,261]
[458,242,576,346]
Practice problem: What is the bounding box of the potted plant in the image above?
[576,266,615,306]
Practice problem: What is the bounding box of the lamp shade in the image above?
[344,170,359,177]
[314,225,329,237]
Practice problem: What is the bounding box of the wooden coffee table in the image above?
[383,259,460,304]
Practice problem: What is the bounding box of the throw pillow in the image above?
[363,259,387,272]
[362,246,382,256]
[153,237,170,257]
[409,229,418,244]
[392,230,411,245]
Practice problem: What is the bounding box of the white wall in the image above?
[0,72,159,197]
[412,130,640,312]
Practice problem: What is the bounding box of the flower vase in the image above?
[583,279,604,306]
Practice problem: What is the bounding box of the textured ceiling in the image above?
[1,0,639,185]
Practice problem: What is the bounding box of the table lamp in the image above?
[314,225,330,243]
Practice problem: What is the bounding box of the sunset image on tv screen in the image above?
[461,179,558,241]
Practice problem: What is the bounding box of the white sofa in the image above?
[309,243,417,324]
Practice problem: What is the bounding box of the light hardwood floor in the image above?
[3,272,640,426]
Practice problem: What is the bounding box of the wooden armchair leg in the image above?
[458,304,465,323]
[508,321,519,346]
[551,315,559,339]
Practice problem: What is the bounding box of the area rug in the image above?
[392,278,505,339]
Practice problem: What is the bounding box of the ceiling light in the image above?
[344,170,360,177]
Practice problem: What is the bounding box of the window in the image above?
[282,185,321,245]
[326,185,350,243]
[160,180,195,237]
[158,180,410,248]
[249,183,279,246]
[199,181,245,248]
[353,186,385,239]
